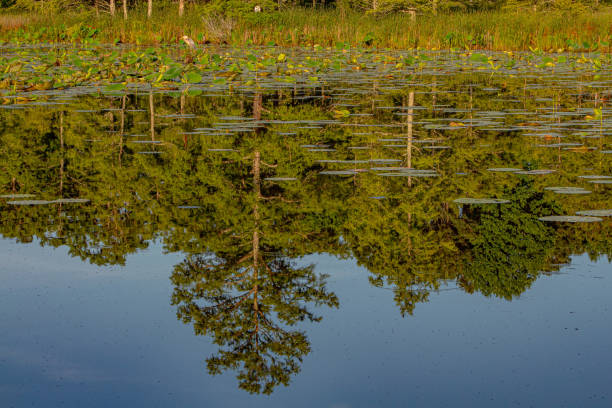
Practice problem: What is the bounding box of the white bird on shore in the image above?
[182,35,196,50]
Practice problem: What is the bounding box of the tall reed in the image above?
[2,6,611,51]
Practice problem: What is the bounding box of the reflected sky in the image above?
[1,238,610,407]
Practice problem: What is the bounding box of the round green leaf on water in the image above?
[105,83,126,91]
[185,72,202,84]
[187,89,203,96]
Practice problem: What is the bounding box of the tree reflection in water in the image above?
[1,80,611,393]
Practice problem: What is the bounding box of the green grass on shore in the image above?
[2,6,612,51]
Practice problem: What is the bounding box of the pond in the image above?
[1,45,611,407]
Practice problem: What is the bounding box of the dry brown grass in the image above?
[0,14,31,31]
[202,13,236,43]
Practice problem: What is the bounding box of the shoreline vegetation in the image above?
[1,5,612,51]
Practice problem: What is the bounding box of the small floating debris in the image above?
[538,215,602,223]
[576,209,612,217]
[514,169,556,175]
[453,198,510,205]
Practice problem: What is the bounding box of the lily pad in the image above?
[319,170,359,175]
[578,175,612,180]
[453,198,510,204]
[0,194,35,199]
[538,215,602,223]
[264,177,298,181]
[576,209,612,217]
[487,168,523,172]
[544,187,591,195]
[379,171,438,177]
[514,169,556,175]
[7,200,53,205]
[53,198,90,204]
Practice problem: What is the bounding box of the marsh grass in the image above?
[1,5,612,51]
[0,13,31,30]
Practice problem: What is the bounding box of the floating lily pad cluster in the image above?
[1,46,612,99]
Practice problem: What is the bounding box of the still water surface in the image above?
[1,48,611,406]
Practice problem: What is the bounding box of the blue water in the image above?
[1,238,610,407]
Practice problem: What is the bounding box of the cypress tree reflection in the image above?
[170,148,339,394]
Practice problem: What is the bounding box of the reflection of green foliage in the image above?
[171,253,338,394]
[1,78,612,394]
[344,194,460,316]
[167,106,341,393]
[461,180,558,299]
